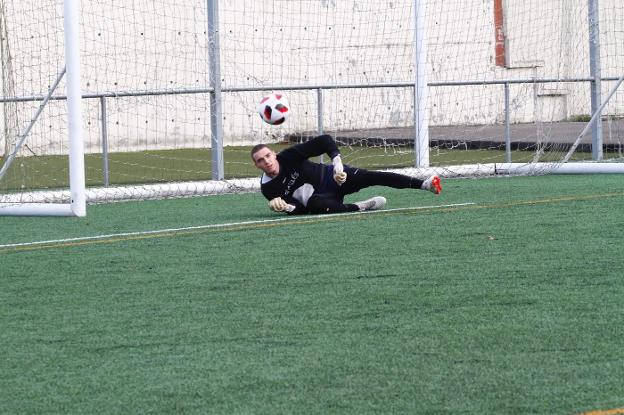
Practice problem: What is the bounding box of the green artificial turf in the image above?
[1,174,623,414]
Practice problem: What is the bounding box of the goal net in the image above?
[1,0,623,212]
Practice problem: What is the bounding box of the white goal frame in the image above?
[0,0,85,216]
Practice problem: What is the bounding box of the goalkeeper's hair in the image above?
[250,143,270,160]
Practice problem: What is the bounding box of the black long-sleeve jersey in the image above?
[259,134,341,214]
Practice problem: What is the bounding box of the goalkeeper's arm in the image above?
[281,134,341,163]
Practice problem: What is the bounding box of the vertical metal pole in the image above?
[413,0,429,168]
[316,88,324,135]
[64,0,86,216]
[588,0,603,160]
[207,0,225,179]
[504,82,511,163]
[317,88,324,163]
[100,96,110,187]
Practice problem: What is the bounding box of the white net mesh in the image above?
[1,0,623,209]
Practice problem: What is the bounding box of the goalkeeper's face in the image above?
[252,147,280,177]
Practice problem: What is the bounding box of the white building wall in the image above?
[0,0,622,156]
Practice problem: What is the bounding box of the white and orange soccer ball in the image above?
[257,93,290,125]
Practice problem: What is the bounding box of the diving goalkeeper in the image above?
[251,134,441,214]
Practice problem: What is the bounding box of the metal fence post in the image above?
[99,96,110,187]
[317,88,324,163]
[207,0,225,179]
[413,0,429,168]
[504,82,511,163]
[316,88,324,135]
[588,0,603,160]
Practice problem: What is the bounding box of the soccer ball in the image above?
[257,93,290,125]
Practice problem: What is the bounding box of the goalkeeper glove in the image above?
[332,155,347,185]
[268,197,295,213]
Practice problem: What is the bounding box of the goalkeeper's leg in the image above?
[307,193,386,214]
[340,167,441,195]
[307,193,358,214]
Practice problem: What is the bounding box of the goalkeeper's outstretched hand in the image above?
[268,197,295,213]
[334,171,347,185]
[332,155,347,185]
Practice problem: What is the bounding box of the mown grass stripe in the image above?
[0,202,475,252]
[2,190,623,253]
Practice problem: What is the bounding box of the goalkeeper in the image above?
[251,134,441,215]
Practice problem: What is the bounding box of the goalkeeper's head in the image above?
[251,144,280,178]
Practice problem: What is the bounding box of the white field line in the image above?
[1,202,475,250]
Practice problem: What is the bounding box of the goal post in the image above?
[64,0,86,217]
[0,0,85,216]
